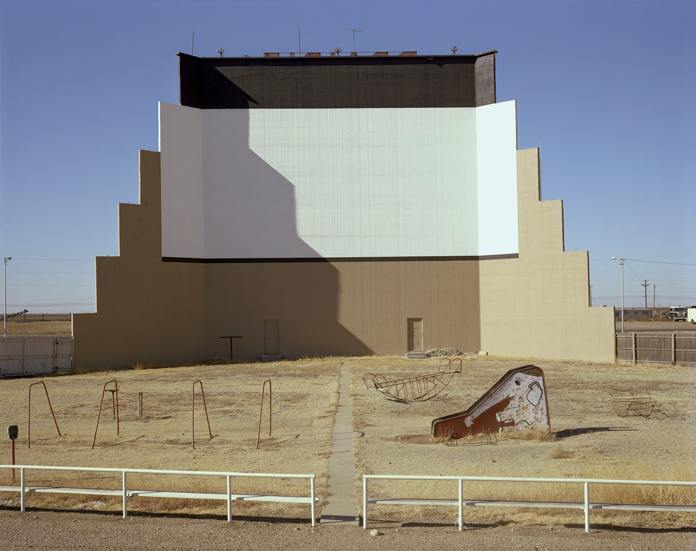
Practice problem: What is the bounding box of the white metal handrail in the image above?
[363,474,696,532]
[0,464,316,526]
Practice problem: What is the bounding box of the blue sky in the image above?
[1,0,694,313]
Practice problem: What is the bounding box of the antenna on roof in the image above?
[216,48,225,57]
[345,28,363,52]
[334,47,342,56]
[451,46,458,55]
[192,32,194,55]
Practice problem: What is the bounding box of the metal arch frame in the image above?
[256,379,272,449]
[192,380,212,449]
[91,380,119,449]
[27,381,62,448]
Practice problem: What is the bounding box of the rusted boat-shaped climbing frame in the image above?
[431,365,550,439]
[363,358,462,402]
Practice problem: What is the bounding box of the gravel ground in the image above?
[0,510,694,550]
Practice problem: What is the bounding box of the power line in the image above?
[10,257,94,262]
[9,284,93,287]
[8,271,94,275]
[622,259,696,266]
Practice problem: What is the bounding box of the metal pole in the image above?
[122,471,127,519]
[3,257,10,338]
[11,439,15,484]
[363,477,368,528]
[458,478,463,531]
[21,467,25,512]
[621,259,624,332]
[227,475,232,522]
[311,476,316,527]
[584,482,590,532]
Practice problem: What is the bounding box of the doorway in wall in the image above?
[264,320,279,355]
[407,318,423,353]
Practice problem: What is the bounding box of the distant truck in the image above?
[689,308,696,323]
[669,306,688,322]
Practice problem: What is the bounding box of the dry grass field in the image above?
[0,359,341,518]
[3,320,72,336]
[351,355,696,528]
[0,353,694,529]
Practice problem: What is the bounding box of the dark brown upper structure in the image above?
[177,51,497,110]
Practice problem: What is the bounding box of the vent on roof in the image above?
[305,52,321,57]
[399,51,417,56]
[264,52,280,57]
[373,52,389,56]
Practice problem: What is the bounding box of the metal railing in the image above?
[0,465,316,526]
[363,474,696,533]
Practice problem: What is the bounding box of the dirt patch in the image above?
[0,354,694,530]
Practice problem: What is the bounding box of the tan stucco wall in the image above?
[478,148,615,362]
[72,151,206,369]
[73,147,614,368]
[203,260,480,360]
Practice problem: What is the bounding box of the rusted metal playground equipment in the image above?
[92,380,119,449]
[609,388,656,418]
[431,365,550,440]
[192,380,212,449]
[362,357,462,402]
[27,382,61,448]
[256,379,272,449]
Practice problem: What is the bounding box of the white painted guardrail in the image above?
[363,474,696,533]
[0,465,316,526]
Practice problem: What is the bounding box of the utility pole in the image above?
[612,257,624,332]
[589,285,594,307]
[641,279,649,308]
[3,257,11,338]
[652,283,656,318]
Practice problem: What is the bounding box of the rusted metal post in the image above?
[632,333,637,364]
[192,380,212,449]
[11,439,15,483]
[28,381,62,448]
[92,380,119,449]
[256,379,272,449]
[138,392,143,418]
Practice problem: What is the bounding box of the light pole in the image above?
[3,257,11,338]
[612,257,624,332]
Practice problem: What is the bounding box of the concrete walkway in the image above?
[320,362,360,526]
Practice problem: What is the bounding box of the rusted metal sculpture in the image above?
[431,365,550,439]
[28,381,62,448]
[92,380,119,449]
[609,388,656,418]
[363,358,462,402]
